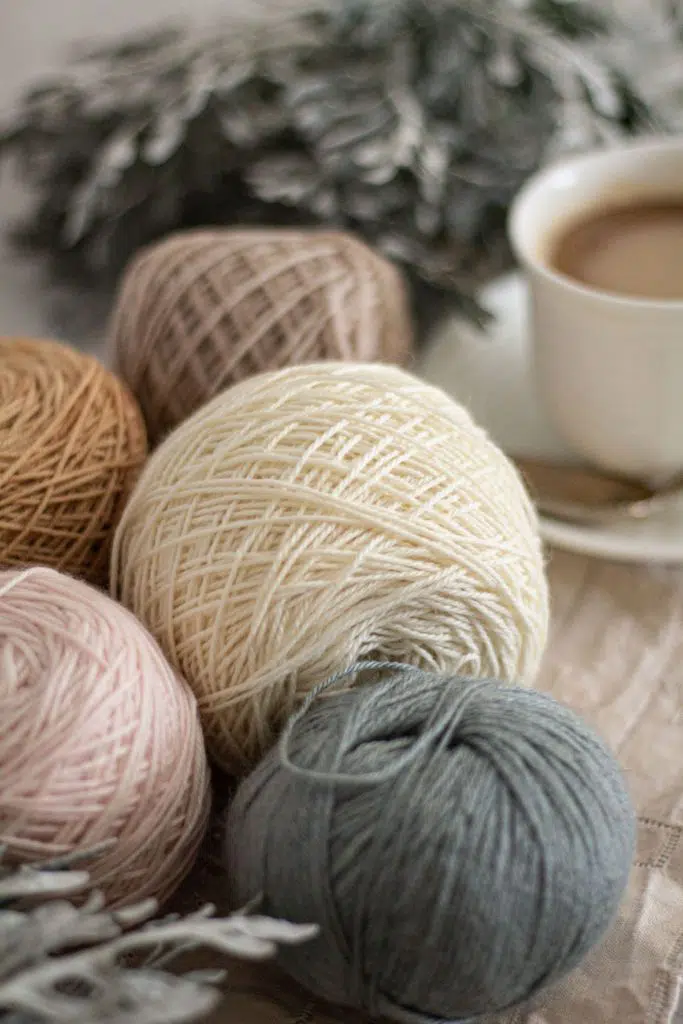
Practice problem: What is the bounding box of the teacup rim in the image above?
[509,134,683,312]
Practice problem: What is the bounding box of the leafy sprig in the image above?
[0,0,673,316]
[0,846,316,1024]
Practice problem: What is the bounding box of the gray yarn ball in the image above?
[224,666,635,1023]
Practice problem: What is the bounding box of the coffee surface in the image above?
[549,200,683,300]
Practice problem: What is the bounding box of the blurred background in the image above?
[1,0,682,353]
[0,0,225,348]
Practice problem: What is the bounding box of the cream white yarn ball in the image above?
[111,363,548,772]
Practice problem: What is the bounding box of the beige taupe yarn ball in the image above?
[109,228,413,445]
[111,362,549,773]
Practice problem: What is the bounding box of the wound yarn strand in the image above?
[111,362,549,773]
[109,229,413,445]
[278,660,478,788]
[0,336,147,586]
[226,666,636,1023]
[0,566,210,907]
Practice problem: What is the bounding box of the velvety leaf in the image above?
[530,0,610,39]
[144,112,186,164]
[0,846,317,1024]
[0,0,670,317]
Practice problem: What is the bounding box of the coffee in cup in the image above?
[548,198,683,301]
[509,137,683,483]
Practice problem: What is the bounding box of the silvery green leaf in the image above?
[63,179,101,246]
[219,108,258,146]
[0,910,24,929]
[182,969,226,984]
[82,87,129,117]
[220,97,286,146]
[461,23,483,51]
[0,870,90,902]
[102,971,221,1024]
[352,146,396,184]
[309,188,340,219]
[114,900,159,927]
[391,91,425,162]
[209,931,276,959]
[0,0,667,320]
[182,61,216,119]
[285,75,332,108]
[144,112,185,164]
[228,915,318,943]
[100,131,137,172]
[531,0,609,39]
[263,53,300,85]
[285,75,391,146]
[71,25,183,66]
[248,152,338,216]
[445,186,491,243]
[32,904,119,952]
[247,154,322,204]
[343,179,409,221]
[417,131,450,206]
[415,198,441,237]
[330,0,410,48]
[179,903,216,921]
[376,232,426,268]
[487,43,524,86]
[62,129,138,244]
[578,66,623,119]
[290,101,329,135]
[215,59,256,95]
[0,839,318,1024]
[314,108,390,159]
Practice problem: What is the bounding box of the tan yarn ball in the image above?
[0,337,147,587]
[111,363,548,773]
[109,228,414,445]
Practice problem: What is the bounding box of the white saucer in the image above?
[417,273,683,565]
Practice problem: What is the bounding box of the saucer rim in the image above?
[539,514,683,565]
[422,270,683,566]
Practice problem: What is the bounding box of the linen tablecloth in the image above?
[170,548,683,1024]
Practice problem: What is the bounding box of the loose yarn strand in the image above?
[278,660,488,789]
[0,565,44,600]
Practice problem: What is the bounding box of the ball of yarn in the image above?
[0,567,210,907]
[225,665,636,1022]
[111,362,548,772]
[109,228,414,445]
[0,337,147,587]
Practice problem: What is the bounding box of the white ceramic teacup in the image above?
[509,136,683,483]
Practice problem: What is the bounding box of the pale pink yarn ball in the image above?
[0,566,211,907]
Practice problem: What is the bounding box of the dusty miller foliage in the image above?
[0,845,316,1024]
[0,0,673,317]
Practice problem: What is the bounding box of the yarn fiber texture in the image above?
[111,362,548,773]
[225,665,636,1023]
[0,567,211,907]
[0,337,147,587]
[109,228,413,445]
